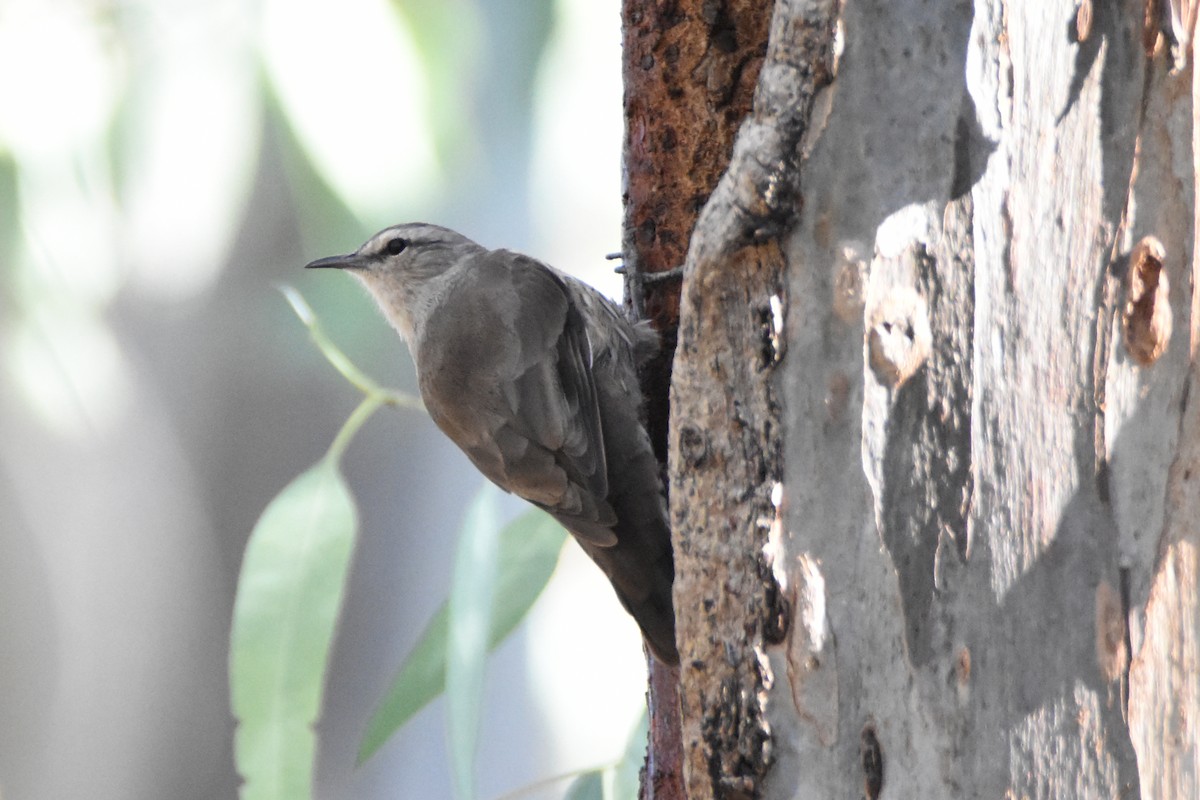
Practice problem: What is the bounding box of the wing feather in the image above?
[417,250,617,545]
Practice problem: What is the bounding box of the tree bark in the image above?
[621,1,773,798]
[667,2,837,797]
[666,0,1200,798]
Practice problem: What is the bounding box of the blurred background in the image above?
[0,0,651,797]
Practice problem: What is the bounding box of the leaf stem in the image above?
[281,284,424,412]
[490,764,617,800]
[327,394,385,462]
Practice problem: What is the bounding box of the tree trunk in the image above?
[621,1,773,797]
[665,1,1200,798]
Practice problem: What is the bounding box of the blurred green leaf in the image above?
[0,152,17,284]
[262,83,365,258]
[612,711,649,800]
[561,711,648,800]
[360,604,451,759]
[564,770,605,800]
[230,456,357,800]
[111,21,261,301]
[259,0,437,226]
[387,0,482,165]
[358,506,567,763]
[446,483,502,800]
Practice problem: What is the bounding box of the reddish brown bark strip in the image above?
[621,2,774,798]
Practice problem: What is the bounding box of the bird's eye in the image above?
[385,237,408,255]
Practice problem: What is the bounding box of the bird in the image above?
[306,223,678,664]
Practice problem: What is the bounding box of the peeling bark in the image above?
[654,0,1198,798]
[623,0,772,462]
[621,1,774,798]
[666,2,838,798]
[1125,43,1200,800]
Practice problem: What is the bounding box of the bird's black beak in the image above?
[304,253,364,270]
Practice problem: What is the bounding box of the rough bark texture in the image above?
[1125,29,1200,799]
[621,1,774,798]
[666,2,838,798]
[644,654,685,800]
[760,1,1200,798]
[623,0,773,460]
[656,1,1196,797]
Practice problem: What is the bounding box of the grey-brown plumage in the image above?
[306,223,677,664]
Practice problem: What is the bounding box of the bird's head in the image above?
[305,222,481,343]
[305,222,475,281]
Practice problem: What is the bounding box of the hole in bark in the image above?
[860,723,884,800]
[637,217,658,246]
[867,287,931,388]
[713,27,738,53]
[762,580,789,645]
[1074,0,1093,42]
[1121,236,1171,366]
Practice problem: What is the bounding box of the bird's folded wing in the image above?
[422,251,618,547]
[497,253,617,545]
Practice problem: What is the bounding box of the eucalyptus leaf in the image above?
[358,507,566,763]
[446,483,503,799]
[564,769,606,800]
[116,30,260,300]
[260,0,436,224]
[230,456,358,800]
